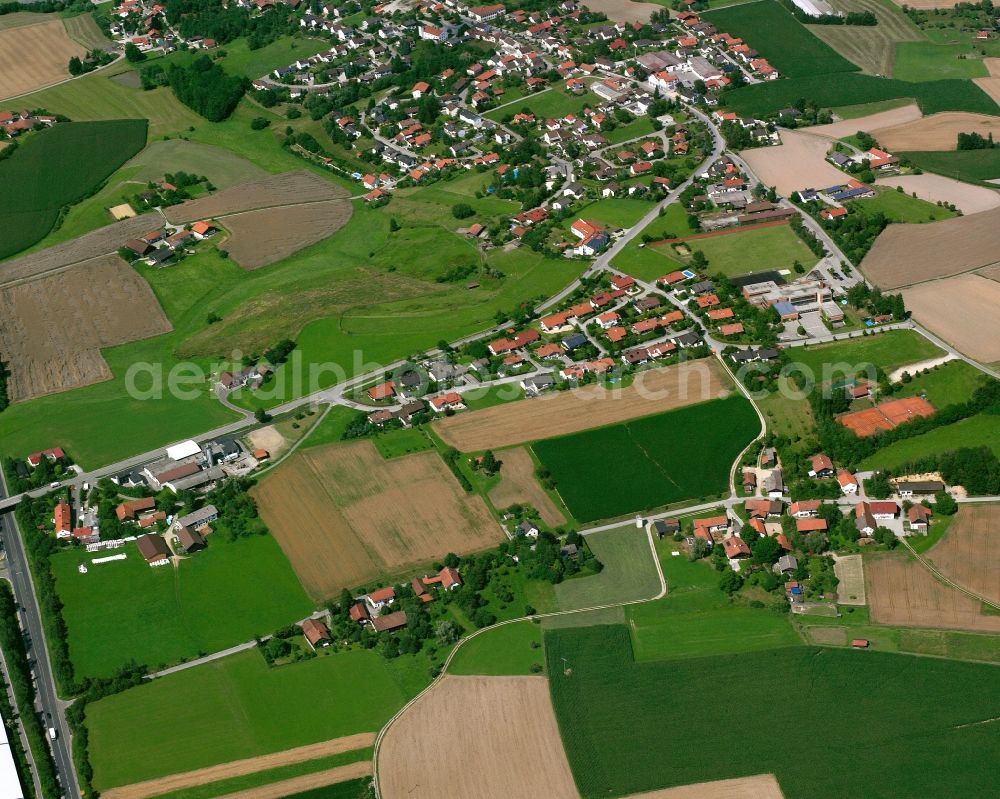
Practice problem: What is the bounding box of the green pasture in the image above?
[554,526,661,611]
[788,329,944,383]
[894,41,989,82]
[903,149,1000,184]
[658,223,817,278]
[857,412,1000,471]
[893,360,986,408]
[848,188,957,223]
[448,621,545,675]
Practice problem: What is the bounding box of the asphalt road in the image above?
[0,472,78,799]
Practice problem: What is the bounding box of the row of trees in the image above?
[67,48,116,76]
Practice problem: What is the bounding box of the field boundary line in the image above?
[900,537,1000,613]
[370,526,666,798]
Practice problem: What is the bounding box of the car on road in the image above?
[49,482,60,488]
[48,727,57,740]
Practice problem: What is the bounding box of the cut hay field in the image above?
[0,18,85,100]
[532,395,760,523]
[52,533,313,681]
[866,553,1000,632]
[876,111,1000,151]
[87,646,429,791]
[925,504,1000,605]
[436,360,732,452]
[0,255,171,400]
[0,119,147,260]
[62,11,111,50]
[554,526,662,610]
[126,138,268,190]
[704,0,859,78]
[806,0,922,77]
[861,206,1000,288]
[546,625,1000,799]
[660,222,817,277]
[902,274,1000,362]
[253,440,499,600]
[858,412,1000,470]
[378,675,578,799]
[739,129,848,196]
[874,174,1000,215]
[488,447,566,526]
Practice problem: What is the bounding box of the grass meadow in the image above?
[0,119,147,259]
[903,149,1000,184]
[53,534,313,680]
[448,620,545,676]
[848,188,956,224]
[485,86,603,122]
[554,526,661,611]
[893,359,986,407]
[893,41,989,82]
[531,396,760,523]
[789,329,944,382]
[86,646,430,790]
[659,223,817,277]
[546,625,1000,798]
[858,412,1000,471]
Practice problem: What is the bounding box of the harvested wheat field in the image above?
[925,505,1000,605]
[436,360,730,452]
[739,130,848,196]
[222,200,353,270]
[875,112,1000,152]
[861,206,1000,289]
[379,675,577,799]
[0,255,171,400]
[0,214,159,286]
[164,171,349,224]
[902,274,1000,362]
[867,554,1000,632]
[619,775,785,799]
[488,447,566,526]
[875,174,1000,215]
[974,59,1000,107]
[579,0,660,22]
[804,104,922,140]
[253,440,499,599]
[0,19,85,100]
[102,733,375,799]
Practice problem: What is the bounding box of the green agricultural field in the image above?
[86,647,430,790]
[848,188,957,223]
[279,780,371,799]
[0,119,147,259]
[63,11,112,49]
[546,626,1000,798]
[893,360,987,408]
[611,202,695,280]
[704,0,859,78]
[372,426,434,459]
[722,72,1000,118]
[214,35,332,78]
[788,329,944,384]
[903,149,1000,184]
[804,0,922,77]
[894,41,989,81]
[448,620,545,675]
[554,526,661,610]
[858,412,1000,471]
[53,534,313,680]
[570,197,652,230]
[659,223,817,278]
[531,396,760,523]
[829,97,916,119]
[486,87,602,123]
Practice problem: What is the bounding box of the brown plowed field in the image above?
[379,675,578,799]
[738,130,848,196]
[488,447,566,526]
[0,20,85,101]
[222,199,352,270]
[807,104,921,139]
[620,775,785,799]
[926,505,1000,605]
[253,440,499,600]
[861,206,1000,289]
[838,396,934,436]
[867,554,1000,632]
[102,733,375,799]
[579,0,660,22]
[436,360,730,452]
[0,255,171,400]
[0,214,160,286]
[902,274,1000,363]
[875,112,1000,151]
[164,171,349,224]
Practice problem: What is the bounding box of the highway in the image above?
[0,471,78,799]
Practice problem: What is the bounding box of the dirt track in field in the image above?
[902,274,1000,362]
[102,733,375,799]
[253,440,499,600]
[488,447,566,526]
[0,254,171,400]
[808,104,922,140]
[436,360,730,452]
[861,206,1000,289]
[0,20,85,101]
[738,130,849,196]
[222,199,352,270]
[875,174,1000,215]
[620,775,785,799]
[925,505,1000,605]
[875,112,1000,152]
[867,554,1000,632]
[164,171,349,224]
[0,214,160,286]
[213,762,371,799]
[379,675,578,799]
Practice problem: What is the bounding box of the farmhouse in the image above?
[301,617,332,648]
[174,525,206,554]
[115,497,157,522]
[136,533,171,566]
[789,500,821,518]
[27,447,66,467]
[907,504,932,532]
[892,479,944,498]
[54,501,72,538]
[649,518,680,539]
[808,454,834,478]
[372,610,408,633]
[838,470,859,494]
[368,380,396,401]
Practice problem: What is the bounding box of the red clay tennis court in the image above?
[839,396,935,436]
